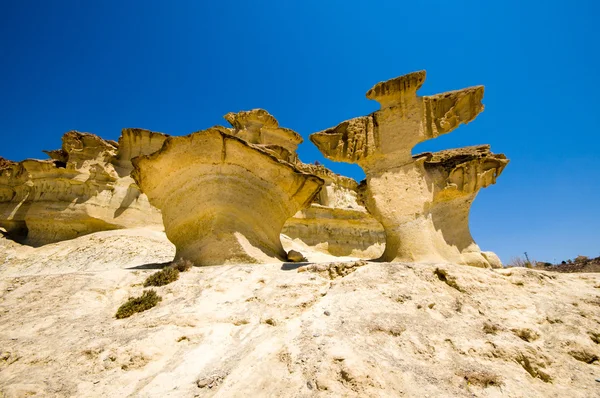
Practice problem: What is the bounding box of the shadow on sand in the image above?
[126,261,172,270]
[280,262,312,271]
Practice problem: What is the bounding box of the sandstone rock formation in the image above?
[224,108,302,163]
[283,163,385,258]
[358,145,508,267]
[0,114,382,260]
[0,129,166,245]
[310,71,508,267]
[114,128,169,175]
[132,119,324,266]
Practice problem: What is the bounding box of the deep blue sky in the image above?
[1,1,598,263]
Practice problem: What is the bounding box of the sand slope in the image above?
[0,230,599,397]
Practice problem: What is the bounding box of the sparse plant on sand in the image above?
[144,266,179,287]
[507,256,534,268]
[115,290,162,319]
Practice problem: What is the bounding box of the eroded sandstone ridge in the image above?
[283,163,385,258]
[132,112,324,265]
[0,129,167,244]
[310,71,508,267]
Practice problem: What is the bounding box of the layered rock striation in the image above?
[310,71,508,267]
[357,145,508,267]
[283,163,385,258]
[0,113,382,261]
[0,129,166,245]
[224,109,303,164]
[132,113,324,266]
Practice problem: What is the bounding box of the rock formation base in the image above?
[0,230,598,397]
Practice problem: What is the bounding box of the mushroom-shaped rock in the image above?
[309,71,507,267]
[131,128,324,266]
[224,109,303,163]
[358,145,508,267]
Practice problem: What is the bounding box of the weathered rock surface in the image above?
[114,128,169,175]
[1,116,381,260]
[0,130,165,245]
[311,71,485,172]
[357,145,509,266]
[224,109,303,163]
[132,126,323,266]
[1,230,599,397]
[310,71,507,267]
[283,164,385,258]
[283,205,385,259]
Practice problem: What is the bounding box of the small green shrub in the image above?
[170,258,193,272]
[115,290,162,319]
[144,267,179,287]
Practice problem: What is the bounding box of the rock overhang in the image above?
[131,127,324,265]
[308,71,508,267]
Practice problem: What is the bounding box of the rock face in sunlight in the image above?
[283,163,385,258]
[224,108,303,164]
[311,71,508,267]
[0,111,383,260]
[0,130,165,245]
[1,229,598,398]
[114,128,170,174]
[6,72,597,398]
[0,72,508,267]
[131,113,324,266]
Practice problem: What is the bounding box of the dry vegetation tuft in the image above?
[142,258,193,288]
[115,290,162,319]
[507,256,535,268]
[144,267,179,287]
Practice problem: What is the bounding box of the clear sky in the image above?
[1,1,598,264]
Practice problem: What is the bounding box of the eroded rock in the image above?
[310,71,508,267]
[0,130,164,245]
[283,163,385,258]
[132,126,323,265]
[224,109,303,163]
[114,128,169,175]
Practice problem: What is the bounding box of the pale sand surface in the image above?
[1,229,599,397]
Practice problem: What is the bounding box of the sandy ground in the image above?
[0,229,599,397]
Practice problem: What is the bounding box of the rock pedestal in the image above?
[310,71,508,267]
[132,124,323,266]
